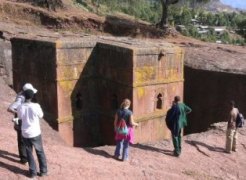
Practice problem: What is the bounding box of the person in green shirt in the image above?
[172,96,192,157]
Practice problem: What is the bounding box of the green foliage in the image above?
[76,0,246,45]
[170,6,193,26]
[170,6,246,44]
[220,31,230,43]
[120,0,161,23]
[75,0,93,11]
[84,0,162,23]
[237,18,246,38]
[187,25,199,37]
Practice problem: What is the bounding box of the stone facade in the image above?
[184,66,246,135]
[11,36,184,147]
[0,40,12,84]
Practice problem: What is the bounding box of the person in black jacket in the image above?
[166,96,191,157]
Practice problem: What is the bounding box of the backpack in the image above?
[165,104,180,131]
[165,108,173,131]
[116,110,129,135]
[236,112,244,128]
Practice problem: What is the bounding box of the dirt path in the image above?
[1,76,246,180]
[0,1,246,179]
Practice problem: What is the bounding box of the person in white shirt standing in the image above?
[17,89,48,178]
[225,100,239,153]
[8,83,38,164]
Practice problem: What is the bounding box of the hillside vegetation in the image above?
[1,0,245,44]
[1,76,246,180]
[1,1,246,179]
[75,0,246,45]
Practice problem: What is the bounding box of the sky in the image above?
[221,0,246,9]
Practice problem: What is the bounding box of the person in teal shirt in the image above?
[172,96,192,157]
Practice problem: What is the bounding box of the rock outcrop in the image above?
[1,76,246,179]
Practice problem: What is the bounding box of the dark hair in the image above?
[24,89,34,100]
[174,96,181,103]
[230,100,235,107]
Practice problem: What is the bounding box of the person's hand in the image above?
[12,117,19,125]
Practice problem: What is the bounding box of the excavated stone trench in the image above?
[1,34,246,147]
[9,35,184,147]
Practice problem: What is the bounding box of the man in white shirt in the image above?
[7,83,38,164]
[225,100,239,153]
[17,89,48,178]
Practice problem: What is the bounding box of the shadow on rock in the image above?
[84,148,113,159]
[131,143,174,156]
[0,150,20,163]
[0,160,28,176]
[185,140,225,153]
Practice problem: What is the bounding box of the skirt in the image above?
[115,127,134,144]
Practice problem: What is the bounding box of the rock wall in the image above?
[0,40,12,85]
[184,66,246,134]
[11,38,58,128]
[11,37,184,147]
[8,35,246,147]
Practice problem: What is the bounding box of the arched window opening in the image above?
[158,51,165,61]
[156,93,163,109]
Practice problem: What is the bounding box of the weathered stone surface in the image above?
[184,66,246,135]
[2,81,246,180]
[11,38,58,128]
[164,39,246,136]
[184,43,246,75]
[0,40,12,84]
[11,36,184,147]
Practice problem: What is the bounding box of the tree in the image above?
[157,0,210,29]
[157,0,179,29]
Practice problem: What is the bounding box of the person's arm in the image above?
[184,104,192,114]
[232,109,237,122]
[129,115,138,127]
[36,104,44,119]
[17,105,22,120]
[7,97,22,114]
[228,110,236,128]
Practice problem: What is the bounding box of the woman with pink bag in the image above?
[114,99,138,161]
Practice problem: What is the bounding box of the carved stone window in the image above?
[156,93,163,110]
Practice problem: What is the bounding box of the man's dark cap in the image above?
[24,89,34,100]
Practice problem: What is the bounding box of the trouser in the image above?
[17,128,28,162]
[14,119,27,162]
[23,135,47,176]
[172,129,182,155]
[114,139,129,160]
[225,128,238,152]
